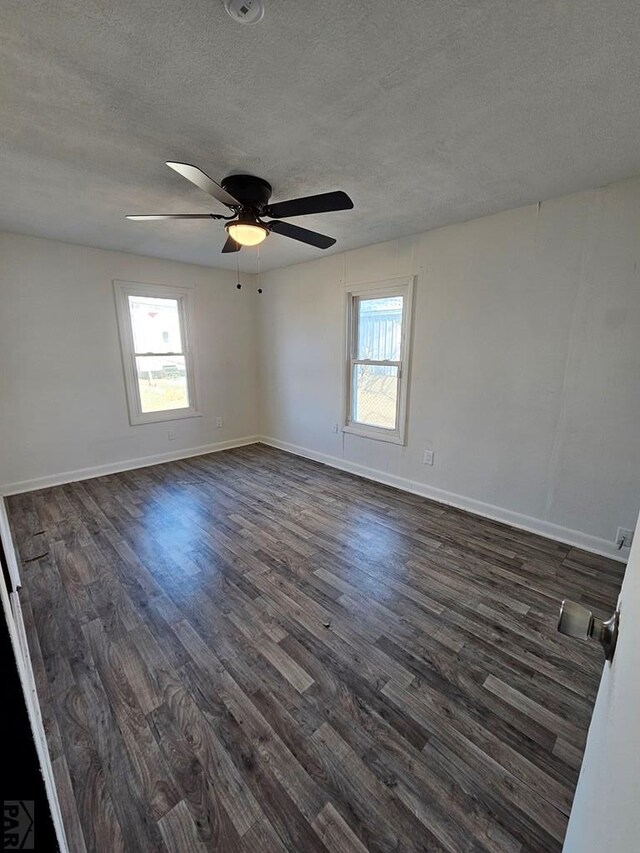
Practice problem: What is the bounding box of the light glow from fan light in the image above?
[226,221,268,246]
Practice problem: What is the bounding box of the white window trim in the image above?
[342,276,414,445]
[113,280,202,426]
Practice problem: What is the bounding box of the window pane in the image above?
[352,364,398,429]
[128,295,183,354]
[135,355,189,412]
[357,295,403,360]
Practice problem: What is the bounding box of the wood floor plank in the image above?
[483,673,585,746]
[552,737,584,770]
[51,754,89,853]
[148,701,246,850]
[161,682,264,836]
[310,721,445,852]
[6,444,625,852]
[382,678,574,821]
[157,799,208,853]
[53,684,128,853]
[312,801,370,853]
[226,608,315,693]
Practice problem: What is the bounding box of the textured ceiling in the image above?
[2,0,640,271]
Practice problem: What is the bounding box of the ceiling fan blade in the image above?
[266,190,353,219]
[269,220,336,249]
[125,213,223,220]
[166,162,240,207]
[221,235,241,253]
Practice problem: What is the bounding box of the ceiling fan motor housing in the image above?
[221,174,273,213]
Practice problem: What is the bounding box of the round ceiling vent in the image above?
[224,0,265,25]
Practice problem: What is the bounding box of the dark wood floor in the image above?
[7,444,625,852]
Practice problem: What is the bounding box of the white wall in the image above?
[259,177,640,553]
[0,234,259,492]
[2,179,639,553]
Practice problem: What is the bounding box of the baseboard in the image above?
[258,436,626,563]
[1,431,625,562]
[0,435,261,496]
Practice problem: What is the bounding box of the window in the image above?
[344,277,413,444]
[114,281,200,425]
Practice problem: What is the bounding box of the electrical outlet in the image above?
[332,423,339,433]
[423,449,434,466]
[167,430,175,441]
[616,527,634,550]
[216,417,223,428]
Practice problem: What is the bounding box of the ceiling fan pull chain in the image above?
[257,245,263,294]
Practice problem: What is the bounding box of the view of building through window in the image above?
[352,295,403,429]
[128,294,190,413]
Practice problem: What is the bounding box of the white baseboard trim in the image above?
[258,436,626,563]
[1,432,625,562]
[0,435,261,496]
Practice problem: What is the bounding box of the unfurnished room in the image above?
[1,2,639,851]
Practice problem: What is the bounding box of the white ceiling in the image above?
[2,0,640,272]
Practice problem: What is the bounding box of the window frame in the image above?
[343,276,414,445]
[113,280,202,426]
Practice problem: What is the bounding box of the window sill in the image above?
[129,410,203,427]
[342,424,406,446]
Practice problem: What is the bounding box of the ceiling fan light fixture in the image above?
[226,220,268,246]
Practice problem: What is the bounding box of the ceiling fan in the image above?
[126,162,354,253]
